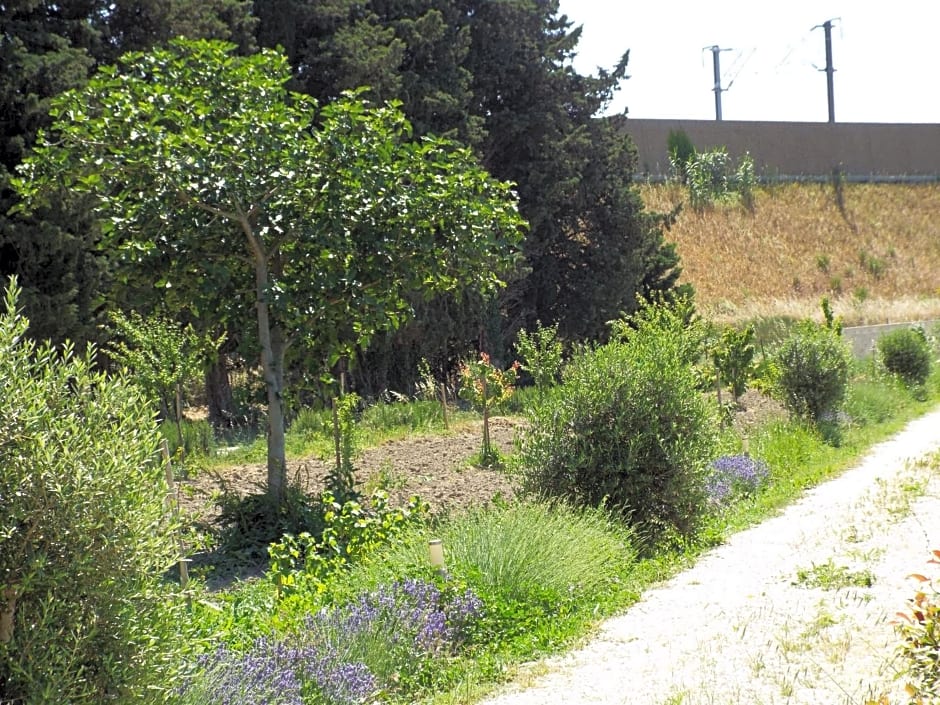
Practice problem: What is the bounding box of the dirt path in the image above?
[480,407,940,705]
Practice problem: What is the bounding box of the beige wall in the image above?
[619,118,940,180]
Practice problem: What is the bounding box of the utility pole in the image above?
[813,19,837,122]
[705,45,733,121]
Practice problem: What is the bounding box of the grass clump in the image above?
[794,559,875,590]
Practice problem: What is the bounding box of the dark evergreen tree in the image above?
[460,0,682,342]
[0,0,106,346]
[0,0,258,348]
[97,0,258,61]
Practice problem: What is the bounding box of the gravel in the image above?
[480,407,940,705]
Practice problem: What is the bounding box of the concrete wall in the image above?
[841,320,940,358]
[619,118,940,180]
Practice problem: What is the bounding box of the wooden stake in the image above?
[440,382,449,430]
[161,439,189,588]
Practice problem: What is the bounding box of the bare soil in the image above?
[177,416,525,526]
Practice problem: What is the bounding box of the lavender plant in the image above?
[178,636,378,705]
[301,579,482,691]
[706,454,770,506]
[177,640,307,705]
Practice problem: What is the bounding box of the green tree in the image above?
[15,39,525,503]
[107,310,225,451]
[0,1,261,351]
[461,0,682,342]
[0,280,187,703]
[252,1,684,391]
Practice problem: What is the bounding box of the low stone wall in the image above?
[841,320,939,358]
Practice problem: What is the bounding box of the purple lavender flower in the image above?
[706,454,770,505]
[300,578,484,693]
[179,640,306,705]
[304,653,377,705]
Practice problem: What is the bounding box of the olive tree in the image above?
[15,38,525,503]
[0,280,186,702]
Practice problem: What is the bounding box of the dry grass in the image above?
[640,182,940,326]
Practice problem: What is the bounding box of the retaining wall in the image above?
[617,118,940,181]
[841,320,940,358]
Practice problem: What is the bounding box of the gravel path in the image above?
[481,407,940,705]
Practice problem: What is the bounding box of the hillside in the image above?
[639,182,940,326]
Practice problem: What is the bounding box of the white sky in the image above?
[556,0,940,123]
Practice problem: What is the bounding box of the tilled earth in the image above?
[177,416,524,525]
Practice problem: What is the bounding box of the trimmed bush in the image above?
[774,321,851,423]
[878,326,932,387]
[0,282,187,703]
[515,299,719,549]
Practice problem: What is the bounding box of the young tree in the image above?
[15,38,525,504]
[0,280,187,702]
[107,310,225,451]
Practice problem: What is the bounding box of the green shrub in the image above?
[711,324,756,401]
[683,147,756,211]
[878,326,932,387]
[667,129,696,183]
[774,321,851,423]
[516,299,719,550]
[894,548,940,703]
[0,282,187,703]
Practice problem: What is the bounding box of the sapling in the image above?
[458,352,518,466]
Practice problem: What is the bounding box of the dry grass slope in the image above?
[640,182,940,326]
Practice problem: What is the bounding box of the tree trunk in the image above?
[205,356,234,427]
[253,259,287,503]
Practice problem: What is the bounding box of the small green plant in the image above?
[415,357,438,401]
[329,392,361,502]
[734,151,757,211]
[458,352,518,466]
[711,324,756,402]
[860,250,888,279]
[820,296,843,336]
[514,321,563,399]
[878,327,932,388]
[774,320,851,424]
[667,128,696,183]
[893,549,940,703]
[794,559,874,589]
[816,253,831,273]
[267,489,428,597]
